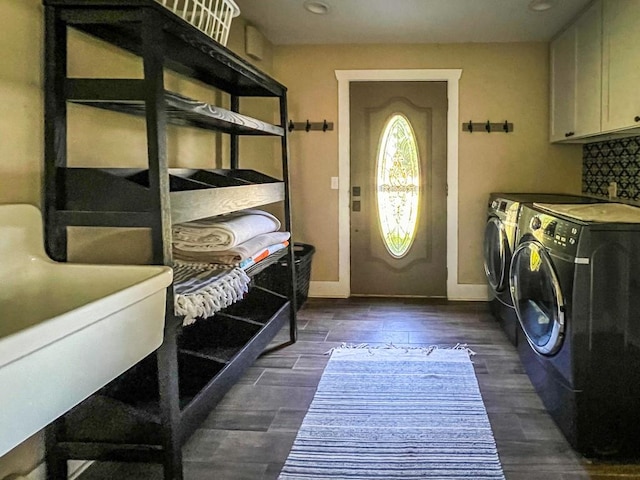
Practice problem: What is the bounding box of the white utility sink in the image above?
[0,204,172,456]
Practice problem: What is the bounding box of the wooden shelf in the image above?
[68,85,285,136]
[214,286,289,325]
[63,394,163,445]
[59,291,289,450]
[43,2,296,478]
[180,317,264,361]
[171,183,284,224]
[44,0,286,97]
[179,288,289,355]
[60,168,285,226]
[179,298,289,442]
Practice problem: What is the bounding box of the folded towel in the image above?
[173,209,281,252]
[174,231,291,265]
[238,240,289,270]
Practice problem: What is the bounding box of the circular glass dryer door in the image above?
[483,217,511,293]
[510,240,565,355]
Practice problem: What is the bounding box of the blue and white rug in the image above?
[278,345,505,479]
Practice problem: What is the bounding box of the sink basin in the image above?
[0,204,172,456]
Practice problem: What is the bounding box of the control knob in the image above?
[530,216,542,231]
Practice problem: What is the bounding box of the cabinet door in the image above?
[574,0,602,137]
[602,0,640,132]
[550,25,576,142]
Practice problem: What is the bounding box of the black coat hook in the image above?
[322,119,328,132]
[305,120,311,132]
[468,121,473,133]
[503,120,509,133]
[485,120,491,133]
[288,120,295,132]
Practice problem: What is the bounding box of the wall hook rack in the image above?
[463,120,513,133]
[288,119,334,132]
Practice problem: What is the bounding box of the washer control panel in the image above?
[489,197,521,227]
[527,213,581,256]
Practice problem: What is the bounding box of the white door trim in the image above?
[309,68,485,301]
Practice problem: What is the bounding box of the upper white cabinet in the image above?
[550,24,577,142]
[575,1,602,137]
[550,0,602,142]
[602,0,640,133]
[550,0,640,143]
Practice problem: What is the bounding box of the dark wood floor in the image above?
[80,298,640,480]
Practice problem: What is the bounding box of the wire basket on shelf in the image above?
[155,0,240,47]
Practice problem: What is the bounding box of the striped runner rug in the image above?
[278,346,505,479]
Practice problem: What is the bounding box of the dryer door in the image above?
[510,240,566,355]
[483,217,511,293]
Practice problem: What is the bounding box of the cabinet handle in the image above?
[635,116,640,123]
[565,131,575,137]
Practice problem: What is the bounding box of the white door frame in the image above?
[309,68,483,300]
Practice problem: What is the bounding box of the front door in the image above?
[350,81,447,297]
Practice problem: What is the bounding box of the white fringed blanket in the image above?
[173,263,250,325]
[172,209,281,252]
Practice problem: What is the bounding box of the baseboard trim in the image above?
[309,280,488,301]
[447,283,489,301]
[308,281,349,298]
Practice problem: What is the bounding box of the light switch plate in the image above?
[331,177,339,190]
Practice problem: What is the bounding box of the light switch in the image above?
[331,177,339,190]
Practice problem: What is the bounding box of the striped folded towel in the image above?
[173,263,251,325]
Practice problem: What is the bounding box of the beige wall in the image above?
[274,43,583,284]
[0,0,44,209]
[0,3,45,476]
[0,0,273,475]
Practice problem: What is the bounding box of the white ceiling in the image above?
[232,0,592,45]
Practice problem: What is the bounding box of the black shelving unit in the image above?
[42,2,297,479]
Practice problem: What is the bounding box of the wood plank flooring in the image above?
[80,298,640,479]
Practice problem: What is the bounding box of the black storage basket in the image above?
[254,243,315,310]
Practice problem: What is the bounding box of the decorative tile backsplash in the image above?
[582,136,640,202]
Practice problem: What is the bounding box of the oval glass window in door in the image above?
[510,240,566,355]
[376,113,420,258]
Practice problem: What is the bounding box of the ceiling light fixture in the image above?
[303,1,330,15]
[528,0,554,12]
